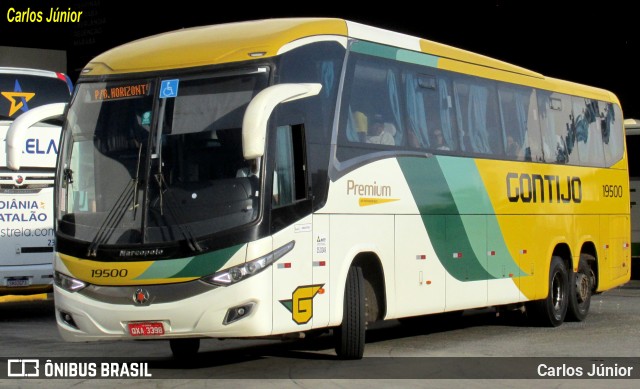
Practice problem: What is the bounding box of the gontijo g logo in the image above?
[280,284,325,324]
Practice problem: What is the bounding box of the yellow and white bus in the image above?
[45,18,629,359]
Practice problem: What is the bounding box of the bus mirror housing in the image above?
[6,103,67,171]
[242,83,322,160]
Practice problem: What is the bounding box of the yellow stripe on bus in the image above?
[359,197,400,207]
[58,254,198,286]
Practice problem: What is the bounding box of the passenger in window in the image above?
[506,135,520,157]
[433,129,450,151]
[236,159,263,201]
[407,130,421,148]
[367,114,395,145]
[353,111,369,142]
[236,159,258,178]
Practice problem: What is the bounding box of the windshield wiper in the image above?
[86,179,136,257]
[87,144,143,257]
[131,143,143,219]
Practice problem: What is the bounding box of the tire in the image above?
[527,256,569,327]
[566,255,593,322]
[334,265,366,360]
[170,338,200,359]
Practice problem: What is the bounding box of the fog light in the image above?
[223,302,255,325]
[59,310,78,329]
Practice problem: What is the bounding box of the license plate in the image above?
[7,278,30,287]
[128,322,165,337]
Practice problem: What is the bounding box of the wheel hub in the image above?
[575,273,590,303]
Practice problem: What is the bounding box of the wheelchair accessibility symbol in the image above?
[159,79,179,98]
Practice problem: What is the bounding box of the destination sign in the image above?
[90,83,151,101]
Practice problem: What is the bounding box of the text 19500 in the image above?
[91,268,128,278]
[602,184,624,198]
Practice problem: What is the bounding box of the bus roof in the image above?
[82,18,618,103]
[0,66,74,94]
[84,18,347,75]
[0,66,65,79]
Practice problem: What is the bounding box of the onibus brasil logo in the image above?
[279,284,324,324]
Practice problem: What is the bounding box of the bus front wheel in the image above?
[527,256,569,327]
[334,265,366,360]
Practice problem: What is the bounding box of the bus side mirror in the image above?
[242,83,322,160]
[6,103,67,171]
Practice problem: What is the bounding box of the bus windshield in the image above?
[57,68,269,248]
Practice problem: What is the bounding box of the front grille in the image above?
[0,172,54,191]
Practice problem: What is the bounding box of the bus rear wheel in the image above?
[566,255,593,322]
[527,256,569,327]
[334,265,366,360]
[170,338,200,359]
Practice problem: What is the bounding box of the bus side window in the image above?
[602,103,624,166]
[498,85,542,162]
[403,71,458,152]
[572,97,605,167]
[273,124,307,208]
[539,93,577,164]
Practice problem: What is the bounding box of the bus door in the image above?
[270,123,317,334]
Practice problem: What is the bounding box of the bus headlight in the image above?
[202,240,295,286]
[54,271,88,292]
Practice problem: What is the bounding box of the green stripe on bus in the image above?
[396,50,438,68]
[136,244,244,279]
[422,214,493,281]
[398,156,525,281]
[351,41,438,68]
[396,157,458,214]
[440,158,526,278]
[439,157,493,214]
[351,41,399,60]
[171,244,244,278]
[134,257,192,280]
[398,157,491,281]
